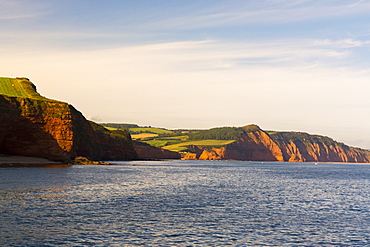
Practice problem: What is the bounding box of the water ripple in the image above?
[1,161,370,246]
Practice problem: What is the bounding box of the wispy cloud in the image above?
[315,38,370,48]
[350,0,365,8]
[143,0,370,30]
[100,38,355,72]
[0,0,49,20]
[1,37,362,75]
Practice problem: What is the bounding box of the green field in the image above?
[104,127,118,131]
[162,139,236,152]
[143,140,171,147]
[0,77,49,100]
[131,133,158,140]
[103,124,241,152]
[159,135,187,140]
[0,78,29,97]
[142,135,187,147]
[129,127,174,135]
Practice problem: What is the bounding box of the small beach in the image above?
[0,155,63,167]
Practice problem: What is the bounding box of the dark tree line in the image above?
[188,127,244,140]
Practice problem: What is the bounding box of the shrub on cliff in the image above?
[89,121,132,143]
[101,123,139,130]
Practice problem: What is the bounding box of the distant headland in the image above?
[103,123,370,163]
[0,77,369,165]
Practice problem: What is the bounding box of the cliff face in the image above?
[269,132,370,163]
[133,141,181,160]
[70,116,138,161]
[0,96,73,161]
[224,130,284,161]
[185,127,284,161]
[0,78,137,161]
[182,125,370,163]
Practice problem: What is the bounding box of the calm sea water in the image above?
[1,160,370,246]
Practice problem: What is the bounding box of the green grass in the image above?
[143,140,170,147]
[129,127,174,135]
[129,126,238,152]
[102,124,245,153]
[162,139,236,152]
[131,133,158,140]
[0,77,54,101]
[0,78,28,97]
[103,125,184,144]
[160,135,187,140]
[142,134,187,146]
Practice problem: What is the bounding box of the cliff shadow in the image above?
[0,96,71,161]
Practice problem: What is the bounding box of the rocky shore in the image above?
[0,155,113,167]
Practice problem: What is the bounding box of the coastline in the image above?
[0,155,117,167]
[1,155,369,167]
[0,155,69,167]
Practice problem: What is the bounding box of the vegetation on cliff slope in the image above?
[0,77,56,101]
[105,124,257,152]
[163,140,236,152]
[109,123,370,162]
[267,131,341,147]
[102,123,139,130]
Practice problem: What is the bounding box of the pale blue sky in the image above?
[1,0,370,148]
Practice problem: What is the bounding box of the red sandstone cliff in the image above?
[182,126,370,163]
[223,129,284,161]
[184,126,283,161]
[269,132,370,163]
[0,78,137,161]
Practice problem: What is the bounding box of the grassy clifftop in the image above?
[0,77,52,101]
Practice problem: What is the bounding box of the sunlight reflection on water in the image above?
[1,161,370,246]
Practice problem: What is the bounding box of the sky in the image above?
[1,0,370,149]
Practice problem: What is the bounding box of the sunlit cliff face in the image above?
[0,78,138,161]
[183,129,370,163]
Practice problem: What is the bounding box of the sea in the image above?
[1,160,370,246]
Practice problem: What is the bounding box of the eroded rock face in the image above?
[184,130,283,161]
[198,148,223,160]
[0,82,138,161]
[223,131,284,161]
[0,96,74,161]
[271,132,370,163]
[182,127,370,163]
